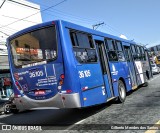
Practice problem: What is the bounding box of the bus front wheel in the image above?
[117,80,126,103]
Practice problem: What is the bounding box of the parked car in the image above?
[151,63,160,74]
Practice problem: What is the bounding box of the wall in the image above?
[0,0,42,43]
[0,0,42,70]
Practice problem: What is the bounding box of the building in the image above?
[148,44,160,56]
[0,0,42,99]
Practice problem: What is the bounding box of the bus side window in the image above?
[70,32,78,47]
[140,47,146,61]
[76,32,91,48]
[105,39,118,61]
[116,41,125,62]
[86,49,97,62]
[136,46,141,60]
[73,48,88,63]
[70,31,97,63]
[124,49,130,62]
[131,45,138,60]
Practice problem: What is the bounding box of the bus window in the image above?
[136,46,145,61]
[105,39,118,61]
[108,51,118,61]
[124,48,130,61]
[140,47,146,61]
[136,46,141,60]
[10,26,57,68]
[137,46,140,54]
[73,48,88,63]
[116,41,125,62]
[76,33,93,48]
[70,32,78,47]
[116,41,122,51]
[131,45,139,60]
[131,45,136,53]
[70,31,97,63]
[86,49,97,62]
[107,39,116,51]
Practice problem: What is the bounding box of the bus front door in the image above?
[124,46,138,89]
[95,40,114,100]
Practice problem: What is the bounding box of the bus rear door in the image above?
[94,38,114,100]
[124,45,138,89]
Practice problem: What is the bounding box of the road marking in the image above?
[65,118,86,131]
[145,120,160,133]
[0,114,12,119]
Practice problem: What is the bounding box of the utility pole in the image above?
[92,22,104,30]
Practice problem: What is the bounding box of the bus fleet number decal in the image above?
[29,70,44,78]
[79,70,91,78]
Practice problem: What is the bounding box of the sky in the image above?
[27,0,160,47]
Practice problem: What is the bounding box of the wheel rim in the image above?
[4,104,10,113]
[119,84,125,100]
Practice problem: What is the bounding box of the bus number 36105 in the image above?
[79,70,91,78]
[29,70,44,78]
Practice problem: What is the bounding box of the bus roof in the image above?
[7,20,137,45]
[60,20,136,44]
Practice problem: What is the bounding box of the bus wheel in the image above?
[3,103,11,114]
[117,80,126,103]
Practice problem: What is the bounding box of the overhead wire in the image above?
[0,0,67,30]
[38,4,101,23]
[28,1,97,25]
[43,10,94,25]
[0,0,6,8]
[0,28,16,36]
[7,0,40,10]
[0,31,10,36]
[27,0,120,33]
[37,2,124,35]
[0,0,128,39]
[2,15,39,24]
[0,24,17,33]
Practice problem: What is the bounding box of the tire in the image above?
[117,80,126,103]
[3,103,11,114]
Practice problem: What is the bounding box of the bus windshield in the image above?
[10,26,57,68]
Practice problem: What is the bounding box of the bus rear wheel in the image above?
[117,80,126,103]
[3,103,11,114]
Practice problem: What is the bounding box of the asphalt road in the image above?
[1,74,160,133]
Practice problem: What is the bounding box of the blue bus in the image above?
[7,20,152,112]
